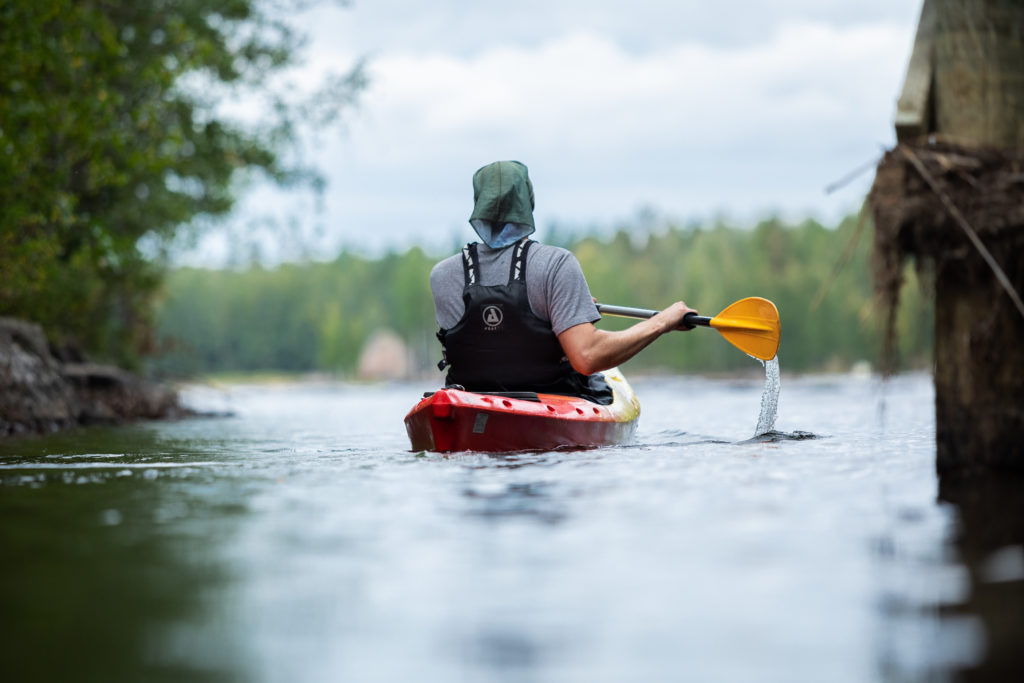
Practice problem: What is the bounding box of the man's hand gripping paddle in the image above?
[596,297,781,361]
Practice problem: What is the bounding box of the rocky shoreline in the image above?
[0,317,191,437]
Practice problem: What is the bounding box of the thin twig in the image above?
[824,152,885,195]
[810,206,869,311]
[899,144,1024,321]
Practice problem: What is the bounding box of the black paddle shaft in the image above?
[595,303,712,328]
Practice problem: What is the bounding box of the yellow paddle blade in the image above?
[709,297,781,361]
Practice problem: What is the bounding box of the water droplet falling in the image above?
[755,356,781,436]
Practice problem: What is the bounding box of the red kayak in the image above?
[404,368,640,453]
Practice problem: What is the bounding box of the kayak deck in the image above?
[404,369,640,453]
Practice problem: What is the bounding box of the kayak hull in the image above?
[404,368,640,453]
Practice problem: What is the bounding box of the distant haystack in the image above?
[355,329,411,381]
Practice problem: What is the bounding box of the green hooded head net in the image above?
[468,160,536,248]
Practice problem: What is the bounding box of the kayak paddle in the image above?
[596,297,781,361]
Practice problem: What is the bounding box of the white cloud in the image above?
[183,2,922,263]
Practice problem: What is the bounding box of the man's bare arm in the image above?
[557,301,696,375]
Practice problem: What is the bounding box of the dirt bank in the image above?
[0,317,190,436]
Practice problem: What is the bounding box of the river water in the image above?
[0,372,1013,682]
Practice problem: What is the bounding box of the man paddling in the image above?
[431,160,695,401]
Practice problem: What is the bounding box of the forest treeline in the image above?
[0,0,931,378]
[154,212,934,377]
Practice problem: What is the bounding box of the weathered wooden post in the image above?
[873,7,1024,677]
[870,0,1024,477]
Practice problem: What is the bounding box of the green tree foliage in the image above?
[575,214,921,373]
[0,0,362,365]
[155,248,438,375]
[154,212,934,378]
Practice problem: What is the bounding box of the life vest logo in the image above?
[482,305,504,330]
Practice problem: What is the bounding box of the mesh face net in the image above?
[470,219,535,248]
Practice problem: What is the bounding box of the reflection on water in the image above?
[462,481,569,525]
[938,473,1024,682]
[0,428,242,682]
[0,374,1019,681]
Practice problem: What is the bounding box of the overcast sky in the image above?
[186,0,924,264]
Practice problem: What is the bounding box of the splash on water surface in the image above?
[744,429,820,444]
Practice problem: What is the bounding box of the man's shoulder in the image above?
[527,242,577,266]
[430,253,463,280]
[526,242,581,279]
[528,242,573,257]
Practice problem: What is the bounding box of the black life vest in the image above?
[437,239,612,403]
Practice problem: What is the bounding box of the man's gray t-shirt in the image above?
[430,242,600,335]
